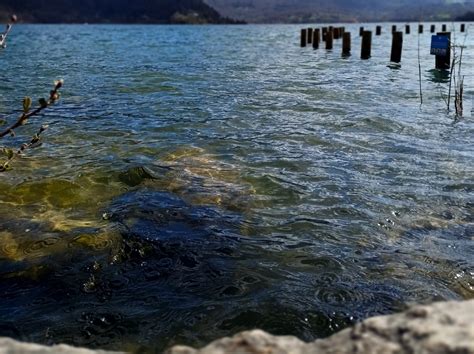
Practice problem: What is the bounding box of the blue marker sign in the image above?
[430,35,449,56]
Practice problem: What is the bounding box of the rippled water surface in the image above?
[0,23,473,352]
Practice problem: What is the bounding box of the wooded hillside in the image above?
[0,0,242,24]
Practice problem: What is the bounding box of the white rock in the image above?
[166,300,474,354]
[1,300,473,354]
[0,337,121,354]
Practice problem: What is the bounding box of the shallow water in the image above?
[0,23,473,352]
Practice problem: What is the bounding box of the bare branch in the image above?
[0,124,49,172]
[0,14,17,50]
[0,80,63,139]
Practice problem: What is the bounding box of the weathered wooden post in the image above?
[430,24,436,33]
[307,28,313,44]
[313,28,320,48]
[300,29,307,47]
[376,25,382,35]
[361,30,372,59]
[333,27,340,39]
[326,29,333,50]
[392,25,397,33]
[390,31,403,63]
[442,24,447,32]
[342,32,351,56]
[359,26,364,36]
[418,24,423,33]
[432,32,451,70]
[461,24,465,32]
[322,27,328,41]
[405,25,410,34]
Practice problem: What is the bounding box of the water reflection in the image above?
[427,68,451,83]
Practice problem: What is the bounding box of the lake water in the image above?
[0,23,473,352]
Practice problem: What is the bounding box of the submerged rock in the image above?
[117,166,163,188]
[148,147,256,211]
[103,190,242,289]
[107,189,242,247]
[0,189,244,350]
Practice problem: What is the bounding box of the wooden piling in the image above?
[376,26,382,35]
[418,24,423,34]
[333,27,340,39]
[307,28,313,44]
[359,27,364,36]
[300,29,307,47]
[390,31,403,63]
[342,32,351,56]
[322,27,328,41]
[430,24,435,33]
[405,25,410,34]
[442,24,447,32]
[326,29,333,50]
[313,29,320,49]
[392,25,397,33]
[435,32,451,70]
[361,30,372,59]
[461,24,465,32]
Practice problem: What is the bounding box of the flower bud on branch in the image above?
[0,125,49,172]
[0,80,63,139]
[0,14,16,49]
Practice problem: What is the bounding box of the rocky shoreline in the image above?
[1,300,473,354]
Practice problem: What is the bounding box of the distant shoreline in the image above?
[9,20,473,25]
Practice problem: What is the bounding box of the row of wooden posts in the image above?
[300,24,466,69]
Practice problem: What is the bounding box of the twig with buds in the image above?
[0,80,63,139]
[0,14,17,50]
[0,15,64,172]
[0,124,49,172]
[0,80,63,172]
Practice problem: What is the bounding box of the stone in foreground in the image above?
[0,337,120,354]
[0,300,472,353]
[167,299,474,354]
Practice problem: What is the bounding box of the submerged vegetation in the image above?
[436,31,468,119]
[451,43,465,118]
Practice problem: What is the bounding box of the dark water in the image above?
[0,23,473,352]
